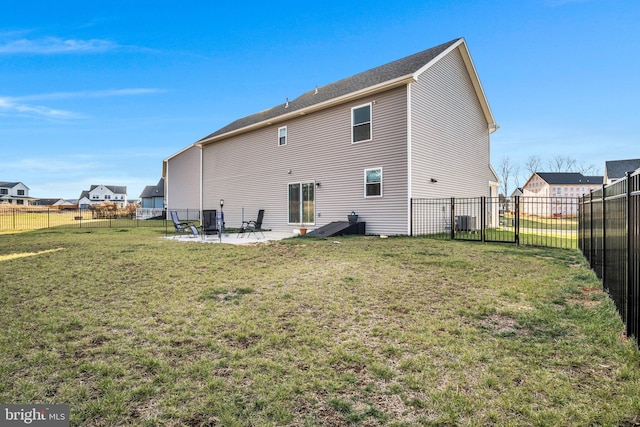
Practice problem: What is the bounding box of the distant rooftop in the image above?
[536,172,602,185]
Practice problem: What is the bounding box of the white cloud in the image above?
[14,88,166,102]
[0,36,117,54]
[0,88,164,120]
[0,96,82,119]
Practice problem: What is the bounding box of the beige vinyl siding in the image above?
[166,145,201,211]
[202,86,408,235]
[410,46,491,199]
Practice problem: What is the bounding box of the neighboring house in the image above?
[521,172,602,217]
[139,178,165,209]
[165,37,500,235]
[510,187,523,198]
[78,185,128,209]
[604,158,640,184]
[0,181,34,205]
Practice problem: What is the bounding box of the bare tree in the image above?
[525,155,543,175]
[576,161,597,175]
[513,163,521,189]
[547,155,577,172]
[499,156,515,197]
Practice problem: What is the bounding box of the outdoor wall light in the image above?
[316,182,321,187]
[430,178,438,183]
[220,199,224,208]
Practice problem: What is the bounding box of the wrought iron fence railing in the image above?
[578,171,640,342]
[411,196,578,249]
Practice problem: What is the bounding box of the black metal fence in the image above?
[578,171,640,341]
[411,196,578,249]
[0,208,201,232]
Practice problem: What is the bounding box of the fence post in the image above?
[481,196,486,242]
[602,184,606,286]
[409,198,413,237]
[626,171,633,338]
[450,197,455,240]
[514,196,520,246]
[589,189,595,270]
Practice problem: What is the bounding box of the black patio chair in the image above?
[201,209,219,239]
[238,209,265,238]
[170,210,199,238]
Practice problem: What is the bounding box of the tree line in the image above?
[498,155,598,197]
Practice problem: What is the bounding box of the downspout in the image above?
[200,145,204,215]
[407,83,413,236]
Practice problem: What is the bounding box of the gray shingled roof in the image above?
[198,38,461,142]
[0,181,23,188]
[605,158,640,180]
[139,178,165,198]
[536,172,602,185]
[88,185,127,194]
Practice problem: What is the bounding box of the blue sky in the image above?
[1,0,638,199]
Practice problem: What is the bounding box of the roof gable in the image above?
[605,158,640,180]
[197,38,494,145]
[140,178,165,198]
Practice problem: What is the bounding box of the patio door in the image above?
[288,182,315,224]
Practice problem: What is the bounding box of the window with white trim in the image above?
[364,168,382,197]
[278,126,287,146]
[352,103,371,143]
[288,182,315,224]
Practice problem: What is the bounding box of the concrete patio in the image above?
[165,231,297,245]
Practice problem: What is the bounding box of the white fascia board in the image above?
[163,143,200,163]
[197,74,416,146]
[489,164,500,182]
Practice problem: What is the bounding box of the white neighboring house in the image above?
[521,172,602,217]
[78,185,128,209]
[0,181,34,205]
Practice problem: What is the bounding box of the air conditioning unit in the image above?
[455,215,476,232]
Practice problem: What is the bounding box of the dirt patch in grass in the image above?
[478,314,531,336]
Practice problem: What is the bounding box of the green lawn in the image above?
[1,228,638,426]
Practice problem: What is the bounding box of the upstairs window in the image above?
[278,126,287,146]
[17,189,25,195]
[352,103,372,143]
[0,189,8,195]
[365,168,382,197]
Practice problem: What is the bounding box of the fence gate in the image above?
[411,196,578,249]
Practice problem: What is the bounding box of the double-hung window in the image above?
[278,126,287,146]
[352,103,372,143]
[364,168,382,197]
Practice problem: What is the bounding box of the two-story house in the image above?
[0,181,34,205]
[521,172,602,217]
[78,185,128,209]
[164,38,500,235]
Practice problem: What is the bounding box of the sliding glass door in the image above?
[288,182,315,224]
